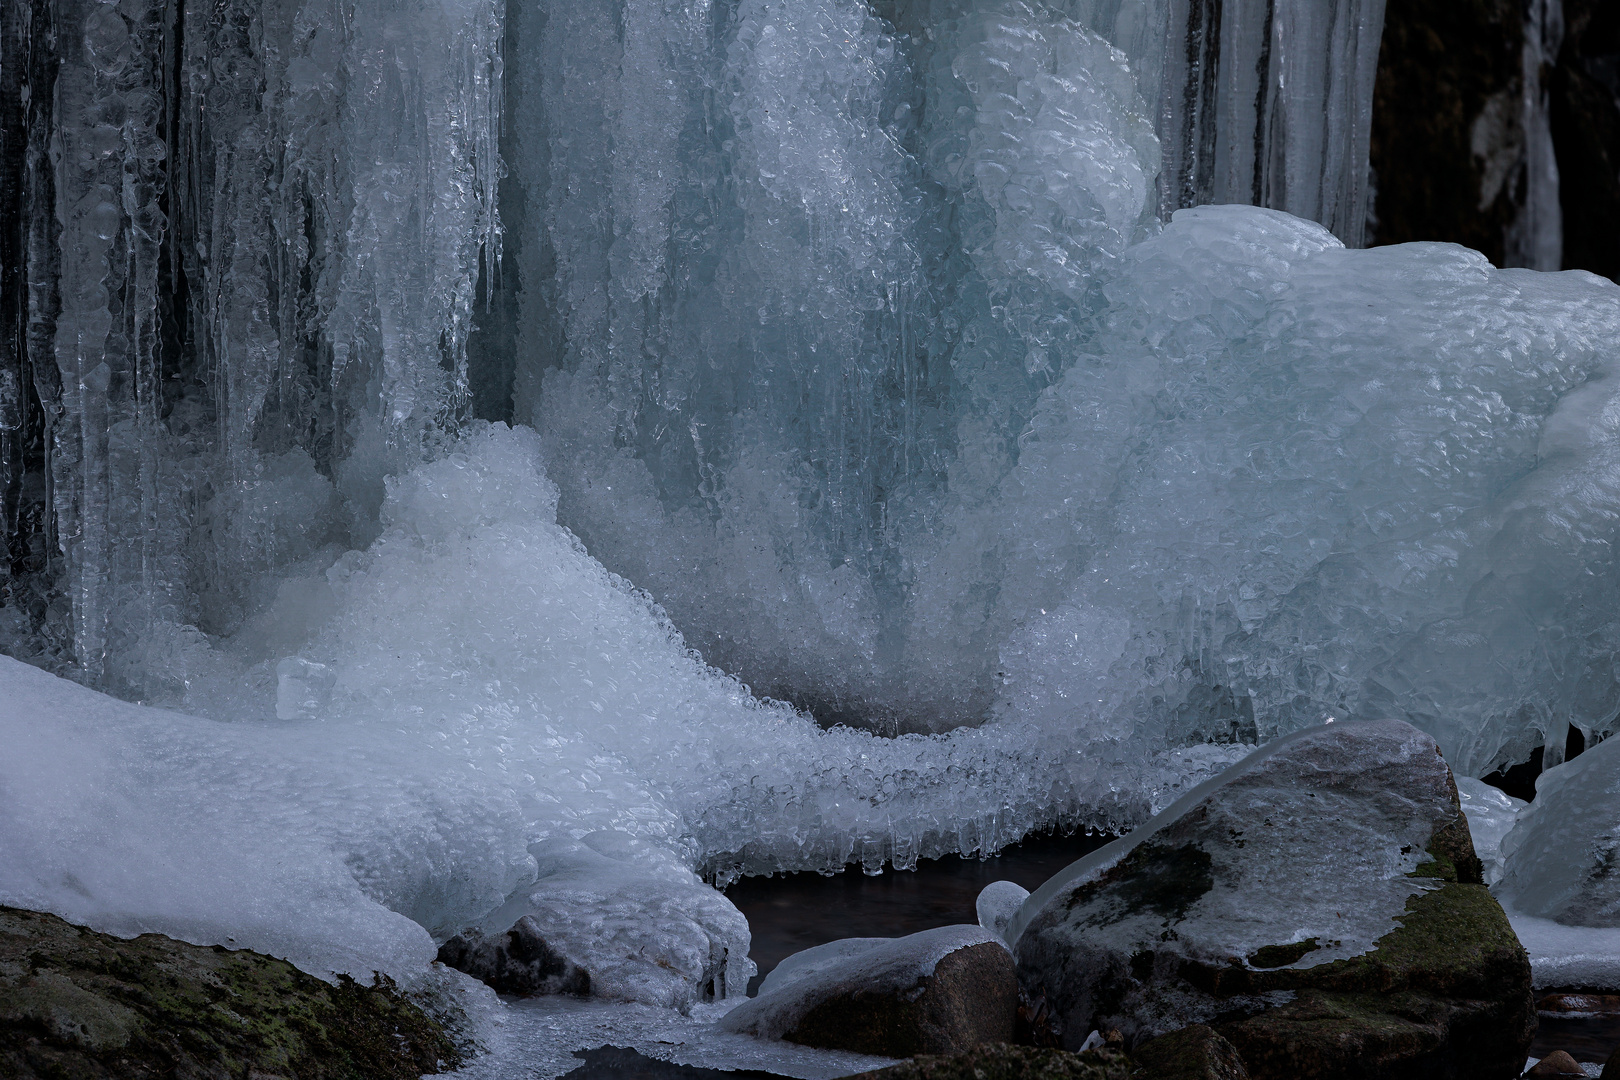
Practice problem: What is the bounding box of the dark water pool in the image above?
[724,830,1112,995]
[1532,1013,1620,1066]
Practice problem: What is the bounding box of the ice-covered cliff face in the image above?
[0,0,502,692]
[3,0,1620,843]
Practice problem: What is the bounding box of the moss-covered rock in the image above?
[1129,1025,1248,1080]
[1014,720,1534,1080]
[0,905,460,1079]
[847,1042,1134,1080]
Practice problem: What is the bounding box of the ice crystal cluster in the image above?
[3,0,1620,1021]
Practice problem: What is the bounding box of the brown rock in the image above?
[1130,1025,1249,1080]
[1528,1050,1586,1077]
[1604,1043,1620,1080]
[1539,992,1620,1015]
[721,926,1017,1057]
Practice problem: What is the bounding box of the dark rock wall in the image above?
[1552,0,1620,281]
[1372,0,1620,278]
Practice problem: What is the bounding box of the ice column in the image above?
[1151,0,1387,245]
[8,0,503,690]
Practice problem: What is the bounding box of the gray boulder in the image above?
[721,925,1018,1056]
[1011,719,1532,1080]
[435,915,589,996]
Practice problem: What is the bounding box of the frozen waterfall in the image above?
[4,0,1620,1030]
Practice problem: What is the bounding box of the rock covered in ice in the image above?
[445,835,752,1009]
[1012,718,1533,1080]
[1011,720,1470,1004]
[1457,777,1528,887]
[436,916,590,997]
[975,881,1029,940]
[1499,735,1620,927]
[757,938,896,1000]
[721,925,1017,1056]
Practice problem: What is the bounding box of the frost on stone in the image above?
[1012,721,1463,991]
[756,938,895,1000]
[1499,735,1620,928]
[720,925,1003,1042]
[454,835,755,1009]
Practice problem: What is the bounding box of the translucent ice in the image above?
[1456,777,1527,887]
[1499,735,1620,927]
[975,881,1030,940]
[513,0,1620,781]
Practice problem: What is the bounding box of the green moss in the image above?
[848,1043,1135,1080]
[1245,940,1319,970]
[0,906,461,1080]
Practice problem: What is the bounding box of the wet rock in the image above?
[721,925,1017,1056]
[0,905,459,1080]
[1538,992,1620,1015]
[1604,1043,1620,1080]
[1130,1025,1248,1080]
[1013,719,1533,1080]
[846,1042,1134,1080]
[1527,1050,1586,1076]
[435,915,590,996]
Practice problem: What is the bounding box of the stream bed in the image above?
[556,829,1620,1077]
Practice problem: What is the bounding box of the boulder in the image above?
[1012,719,1533,1080]
[721,925,1018,1056]
[1130,1025,1249,1080]
[845,1042,1134,1080]
[0,905,458,1079]
[438,832,751,1008]
[435,915,589,996]
[1526,1050,1586,1077]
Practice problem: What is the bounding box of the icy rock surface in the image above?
[976,881,1029,940]
[1457,777,1528,887]
[1499,735,1620,927]
[451,835,754,1008]
[757,938,896,999]
[1012,719,1466,1041]
[720,925,1006,1042]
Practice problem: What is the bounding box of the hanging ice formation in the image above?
[2,0,1620,900]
